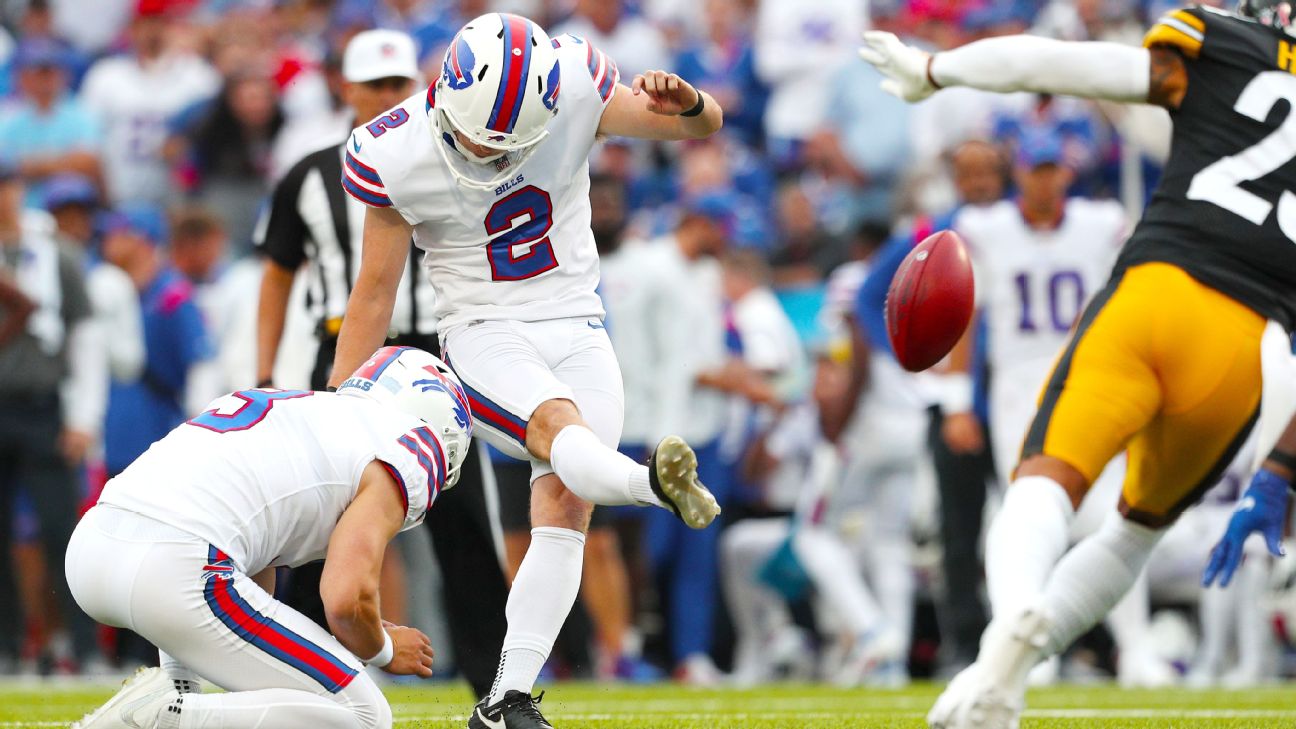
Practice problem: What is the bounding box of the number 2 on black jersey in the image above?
[1188,71,1296,243]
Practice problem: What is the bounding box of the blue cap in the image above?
[102,203,168,246]
[13,38,69,70]
[1016,133,1065,169]
[44,174,98,210]
[684,190,739,229]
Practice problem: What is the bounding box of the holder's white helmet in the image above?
[431,13,561,190]
[338,346,474,488]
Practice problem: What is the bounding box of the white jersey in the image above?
[956,197,1127,477]
[600,238,728,445]
[81,53,221,204]
[958,198,1127,373]
[343,34,619,332]
[98,390,443,574]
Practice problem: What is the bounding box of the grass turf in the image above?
[2,680,1294,728]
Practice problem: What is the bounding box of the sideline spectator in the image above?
[754,0,865,167]
[173,69,285,252]
[0,38,100,209]
[100,203,211,483]
[0,161,100,673]
[80,0,221,205]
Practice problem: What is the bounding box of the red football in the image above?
[885,229,976,372]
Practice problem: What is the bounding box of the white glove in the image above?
[858,30,936,102]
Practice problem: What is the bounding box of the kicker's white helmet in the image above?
[431,13,561,190]
[338,346,474,488]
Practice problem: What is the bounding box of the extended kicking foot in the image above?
[468,690,554,729]
[649,435,720,529]
[73,666,179,729]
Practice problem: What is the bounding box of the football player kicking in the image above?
[66,346,470,729]
[331,13,723,728]
[861,2,1296,727]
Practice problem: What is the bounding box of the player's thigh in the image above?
[130,546,388,727]
[1020,267,1163,488]
[1121,272,1265,527]
[551,320,625,449]
[442,320,574,460]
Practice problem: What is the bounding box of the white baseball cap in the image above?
[343,29,419,83]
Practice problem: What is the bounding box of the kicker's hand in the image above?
[1202,468,1289,588]
[858,31,937,102]
[382,624,434,677]
[631,71,700,115]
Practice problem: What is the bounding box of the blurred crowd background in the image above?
[2,0,1295,692]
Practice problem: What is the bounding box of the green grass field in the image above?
[3,680,1294,728]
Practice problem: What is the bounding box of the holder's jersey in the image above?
[1127,6,1296,329]
[956,198,1127,371]
[98,390,445,574]
[342,35,620,332]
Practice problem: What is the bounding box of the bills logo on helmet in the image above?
[444,33,476,90]
[415,366,472,432]
[542,60,560,111]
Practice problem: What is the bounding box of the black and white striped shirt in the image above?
[257,142,437,336]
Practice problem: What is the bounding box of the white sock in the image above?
[160,650,203,694]
[794,527,883,635]
[986,476,1074,618]
[548,425,663,507]
[1105,569,1151,652]
[1040,514,1164,654]
[489,527,587,704]
[172,690,363,729]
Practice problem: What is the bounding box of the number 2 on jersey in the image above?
[189,389,313,433]
[485,185,559,281]
[1188,71,1296,242]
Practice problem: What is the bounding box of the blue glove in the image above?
[1202,468,1289,588]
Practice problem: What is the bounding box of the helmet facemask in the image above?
[1241,0,1295,32]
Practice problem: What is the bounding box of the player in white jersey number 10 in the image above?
[331,12,724,728]
[65,346,472,729]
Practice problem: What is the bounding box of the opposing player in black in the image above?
[862,3,1296,727]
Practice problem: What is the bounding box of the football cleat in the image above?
[927,608,1051,729]
[649,436,720,529]
[467,690,553,729]
[72,666,179,729]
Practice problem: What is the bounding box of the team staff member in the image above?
[0,161,100,669]
[255,29,506,697]
[863,3,1296,726]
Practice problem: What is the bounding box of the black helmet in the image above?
[1239,0,1295,31]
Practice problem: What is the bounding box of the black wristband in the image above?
[255,378,274,389]
[679,94,705,118]
[1267,448,1296,474]
[325,386,338,393]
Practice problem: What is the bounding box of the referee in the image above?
[254,29,507,697]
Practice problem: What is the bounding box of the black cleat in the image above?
[467,690,553,729]
[649,435,720,529]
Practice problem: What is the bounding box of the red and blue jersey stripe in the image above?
[485,14,534,134]
[203,546,358,693]
[584,43,618,104]
[342,151,392,208]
